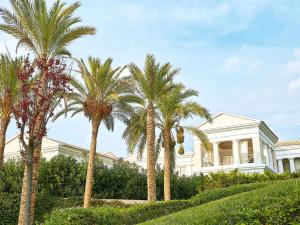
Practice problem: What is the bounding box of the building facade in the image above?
[4,135,118,167]
[125,113,300,175]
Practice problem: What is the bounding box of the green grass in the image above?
[44,181,273,225]
[140,178,300,225]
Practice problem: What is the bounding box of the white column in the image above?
[213,142,220,167]
[252,137,262,164]
[289,158,296,173]
[263,143,271,167]
[272,150,278,172]
[193,141,202,169]
[267,146,273,169]
[277,159,284,173]
[240,140,248,163]
[232,140,240,165]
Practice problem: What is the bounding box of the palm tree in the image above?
[0,0,96,59]
[0,54,22,167]
[128,54,179,202]
[123,85,211,201]
[0,1,96,224]
[156,85,211,200]
[54,57,135,208]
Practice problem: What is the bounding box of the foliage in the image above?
[198,169,300,191]
[0,193,127,225]
[38,156,86,197]
[43,181,272,225]
[14,57,70,150]
[1,157,300,199]
[0,54,22,118]
[141,178,300,225]
[55,57,135,127]
[0,0,96,58]
[0,159,23,193]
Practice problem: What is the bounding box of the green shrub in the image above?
[199,169,300,191]
[141,178,300,225]
[0,160,23,193]
[0,192,20,225]
[0,193,128,225]
[0,156,200,200]
[44,181,272,225]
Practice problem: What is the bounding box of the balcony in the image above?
[202,153,254,167]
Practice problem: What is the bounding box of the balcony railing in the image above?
[240,153,254,163]
[202,153,254,167]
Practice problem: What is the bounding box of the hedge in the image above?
[44,181,273,225]
[2,157,300,201]
[0,194,127,225]
[142,178,300,225]
[0,156,201,200]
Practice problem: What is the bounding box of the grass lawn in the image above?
[140,178,300,225]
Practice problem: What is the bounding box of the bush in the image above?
[44,181,272,225]
[0,192,20,225]
[0,156,201,200]
[141,178,300,225]
[0,193,128,225]
[0,160,23,193]
[198,169,300,191]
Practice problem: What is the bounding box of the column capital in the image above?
[212,141,220,146]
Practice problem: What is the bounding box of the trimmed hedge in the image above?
[0,157,201,200]
[44,181,272,225]
[142,178,300,225]
[0,194,127,225]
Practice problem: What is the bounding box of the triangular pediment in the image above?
[199,113,260,130]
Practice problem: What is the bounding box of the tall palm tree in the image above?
[156,85,211,200]
[123,85,211,201]
[128,54,179,202]
[0,54,22,167]
[54,57,135,208]
[0,1,96,224]
[0,0,96,59]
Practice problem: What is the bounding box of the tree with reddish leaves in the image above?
[13,56,71,225]
[0,0,95,222]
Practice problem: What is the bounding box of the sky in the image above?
[1,0,300,157]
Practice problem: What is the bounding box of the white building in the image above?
[125,113,300,175]
[4,135,118,167]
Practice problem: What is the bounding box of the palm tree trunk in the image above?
[18,146,34,225]
[146,103,156,202]
[29,145,42,224]
[163,128,171,201]
[18,145,42,225]
[0,117,10,167]
[83,119,101,208]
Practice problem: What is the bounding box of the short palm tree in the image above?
[0,1,96,224]
[0,54,22,167]
[54,57,135,208]
[128,54,179,202]
[124,85,211,201]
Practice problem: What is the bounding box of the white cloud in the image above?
[288,77,300,93]
[224,56,241,71]
[251,61,262,68]
[293,48,300,58]
[286,48,300,73]
[169,3,230,25]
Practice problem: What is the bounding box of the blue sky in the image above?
[1,0,300,157]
